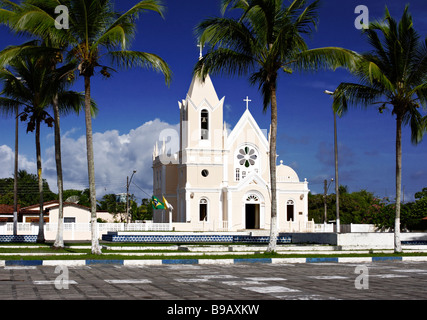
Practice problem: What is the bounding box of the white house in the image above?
[21,200,116,224]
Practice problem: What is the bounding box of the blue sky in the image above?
[0,0,426,203]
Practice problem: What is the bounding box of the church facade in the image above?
[152,73,310,232]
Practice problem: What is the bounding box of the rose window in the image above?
[237,146,257,168]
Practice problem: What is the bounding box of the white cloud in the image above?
[41,119,179,200]
[0,145,36,178]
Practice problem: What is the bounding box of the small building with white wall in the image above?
[21,200,115,224]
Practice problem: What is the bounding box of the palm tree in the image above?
[0,1,165,254]
[0,0,83,249]
[0,73,20,237]
[13,96,19,236]
[50,61,94,248]
[0,54,86,243]
[63,0,172,254]
[194,0,358,252]
[333,5,427,253]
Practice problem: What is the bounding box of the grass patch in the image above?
[0,243,50,247]
[0,241,426,261]
[0,247,88,254]
[0,251,426,261]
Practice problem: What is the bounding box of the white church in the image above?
[152,71,311,232]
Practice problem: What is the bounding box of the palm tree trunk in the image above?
[84,75,102,255]
[394,115,402,253]
[36,120,45,243]
[13,107,19,236]
[267,84,278,253]
[52,94,64,249]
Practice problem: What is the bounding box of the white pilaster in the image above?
[227,189,232,231]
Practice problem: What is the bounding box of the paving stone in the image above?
[0,261,426,301]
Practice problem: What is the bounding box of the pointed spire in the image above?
[223,121,228,141]
[187,73,219,107]
[153,141,159,160]
[161,137,166,155]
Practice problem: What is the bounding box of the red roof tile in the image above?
[0,204,18,214]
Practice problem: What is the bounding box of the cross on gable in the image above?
[243,96,251,110]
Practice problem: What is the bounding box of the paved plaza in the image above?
[0,261,426,302]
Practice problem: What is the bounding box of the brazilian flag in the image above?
[151,196,165,210]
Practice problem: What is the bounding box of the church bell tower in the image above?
[178,73,225,151]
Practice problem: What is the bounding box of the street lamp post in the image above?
[325,90,340,233]
[126,170,137,224]
[323,178,334,224]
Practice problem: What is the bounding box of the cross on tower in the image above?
[243,96,251,110]
[197,42,204,60]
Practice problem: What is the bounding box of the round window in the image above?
[237,146,257,168]
[201,169,209,177]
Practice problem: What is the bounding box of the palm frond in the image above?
[108,50,172,85]
[0,42,64,69]
[364,60,395,92]
[110,0,165,29]
[0,50,88,124]
[334,82,385,110]
[6,1,76,46]
[407,37,427,87]
[57,90,97,116]
[292,0,320,34]
[411,82,427,107]
[220,0,249,15]
[0,96,23,116]
[292,47,360,73]
[196,17,255,56]
[249,67,274,112]
[407,107,426,145]
[194,48,255,81]
[95,24,128,49]
[0,0,18,26]
[100,0,166,50]
[0,40,39,67]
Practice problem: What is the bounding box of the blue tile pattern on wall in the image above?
[233,236,291,244]
[402,240,427,245]
[102,234,235,243]
[102,233,292,244]
[0,235,37,243]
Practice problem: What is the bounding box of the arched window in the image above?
[199,198,208,221]
[201,109,209,140]
[246,194,259,203]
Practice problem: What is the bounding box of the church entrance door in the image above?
[245,203,260,229]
